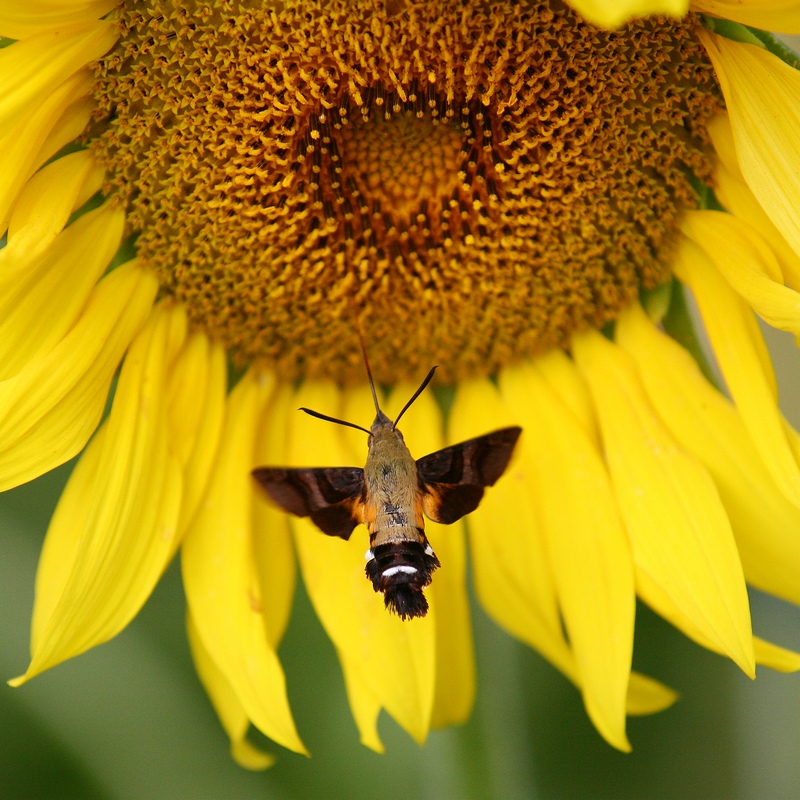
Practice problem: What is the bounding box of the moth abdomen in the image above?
[365,539,441,620]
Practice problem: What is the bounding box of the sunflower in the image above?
[4,0,800,768]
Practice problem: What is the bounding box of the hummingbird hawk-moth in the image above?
[252,364,521,620]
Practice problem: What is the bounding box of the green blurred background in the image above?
[1,320,799,800]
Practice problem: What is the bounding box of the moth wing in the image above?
[252,466,366,540]
[417,426,522,524]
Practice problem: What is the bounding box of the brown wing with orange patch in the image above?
[252,466,366,540]
[417,427,522,524]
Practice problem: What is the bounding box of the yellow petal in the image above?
[288,425,389,751]
[182,369,306,755]
[534,347,599,448]
[707,113,740,178]
[616,301,800,608]
[289,378,436,748]
[0,21,117,139]
[682,209,800,333]
[250,380,298,649]
[166,334,227,539]
[673,237,800,509]
[565,0,688,27]
[626,672,679,715]
[1,150,104,274]
[713,156,800,290]
[698,32,800,259]
[691,0,800,33]
[298,513,437,746]
[425,517,474,729]
[0,262,157,491]
[186,612,275,770]
[499,362,635,752]
[451,374,576,682]
[382,380,475,729]
[0,69,93,234]
[340,655,384,752]
[0,203,125,380]
[14,421,107,667]
[572,328,755,676]
[0,0,118,39]
[14,303,187,683]
[38,93,95,170]
[754,636,800,673]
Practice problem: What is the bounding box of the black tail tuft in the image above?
[384,584,430,619]
[365,539,440,619]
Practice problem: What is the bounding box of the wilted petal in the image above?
[572,328,755,677]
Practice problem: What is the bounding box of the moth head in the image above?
[367,365,437,452]
[369,407,396,441]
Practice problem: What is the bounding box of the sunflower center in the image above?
[89,0,721,384]
[338,113,464,217]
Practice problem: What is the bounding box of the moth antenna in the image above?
[350,302,383,417]
[299,407,372,436]
[393,366,437,429]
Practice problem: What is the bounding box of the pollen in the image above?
[89,0,722,384]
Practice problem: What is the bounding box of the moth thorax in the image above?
[365,540,441,620]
